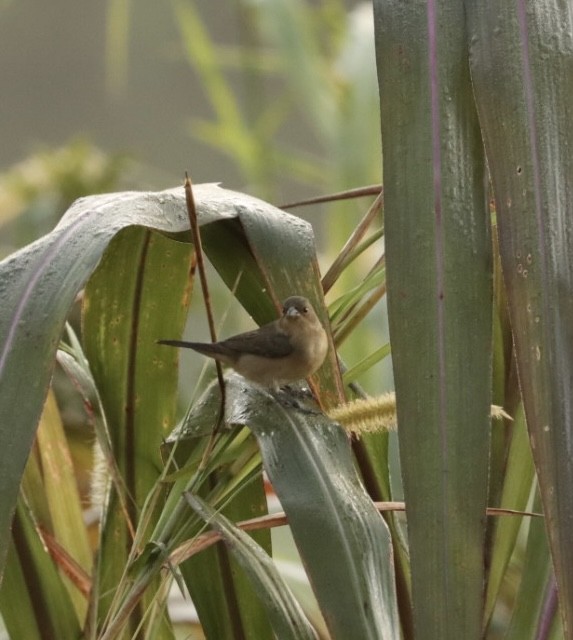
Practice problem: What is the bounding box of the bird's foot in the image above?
[271,387,322,415]
[279,384,314,399]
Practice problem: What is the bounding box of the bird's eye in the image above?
[303,306,309,313]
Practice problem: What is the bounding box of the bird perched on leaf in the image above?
[158,296,328,390]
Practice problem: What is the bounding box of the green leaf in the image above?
[0,501,82,640]
[83,227,191,636]
[374,2,492,638]
[172,0,268,188]
[483,403,535,627]
[467,2,573,631]
[505,492,560,639]
[186,493,316,639]
[159,380,279,640]
[342,342,391,385]
[242,0,336,142]
[35,390,92,621]
[0,183,341,578]
[173,435,272,640]
[224,374,401,640]
[186,493,318,640]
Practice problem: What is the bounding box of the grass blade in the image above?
[186,493,318,640]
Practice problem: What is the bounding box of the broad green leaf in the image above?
[350,431,413,637]
[374,3,492,639]
[83,227,191,638]
[0,183,341,578]
[186,493,318,640]
[223,373,400,640]
[0,187,181,576]
[467,2,573,631]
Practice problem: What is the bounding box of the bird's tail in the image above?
[157,339,230,361]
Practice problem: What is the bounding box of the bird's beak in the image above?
[285,306,300,318]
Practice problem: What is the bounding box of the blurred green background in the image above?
[0,0,237,186]
[0,0,378,199]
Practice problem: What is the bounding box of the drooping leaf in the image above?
[222,373,400,640]
[0,183,342,580]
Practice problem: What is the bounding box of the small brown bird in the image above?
[158,296,328,389]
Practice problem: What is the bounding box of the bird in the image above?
[158,296,328,389]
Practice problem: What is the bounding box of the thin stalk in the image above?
[183,175,226,469]
[280,184,382,209]
[322,191,383,294]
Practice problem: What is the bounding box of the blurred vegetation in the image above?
[0,140,128,258]
[0,3,387,638]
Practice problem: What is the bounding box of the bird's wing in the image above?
[221,323,294,358]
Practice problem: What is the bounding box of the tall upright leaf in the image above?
[374,1,492,638]
[82,227,192,636]
[467,2,573,632]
